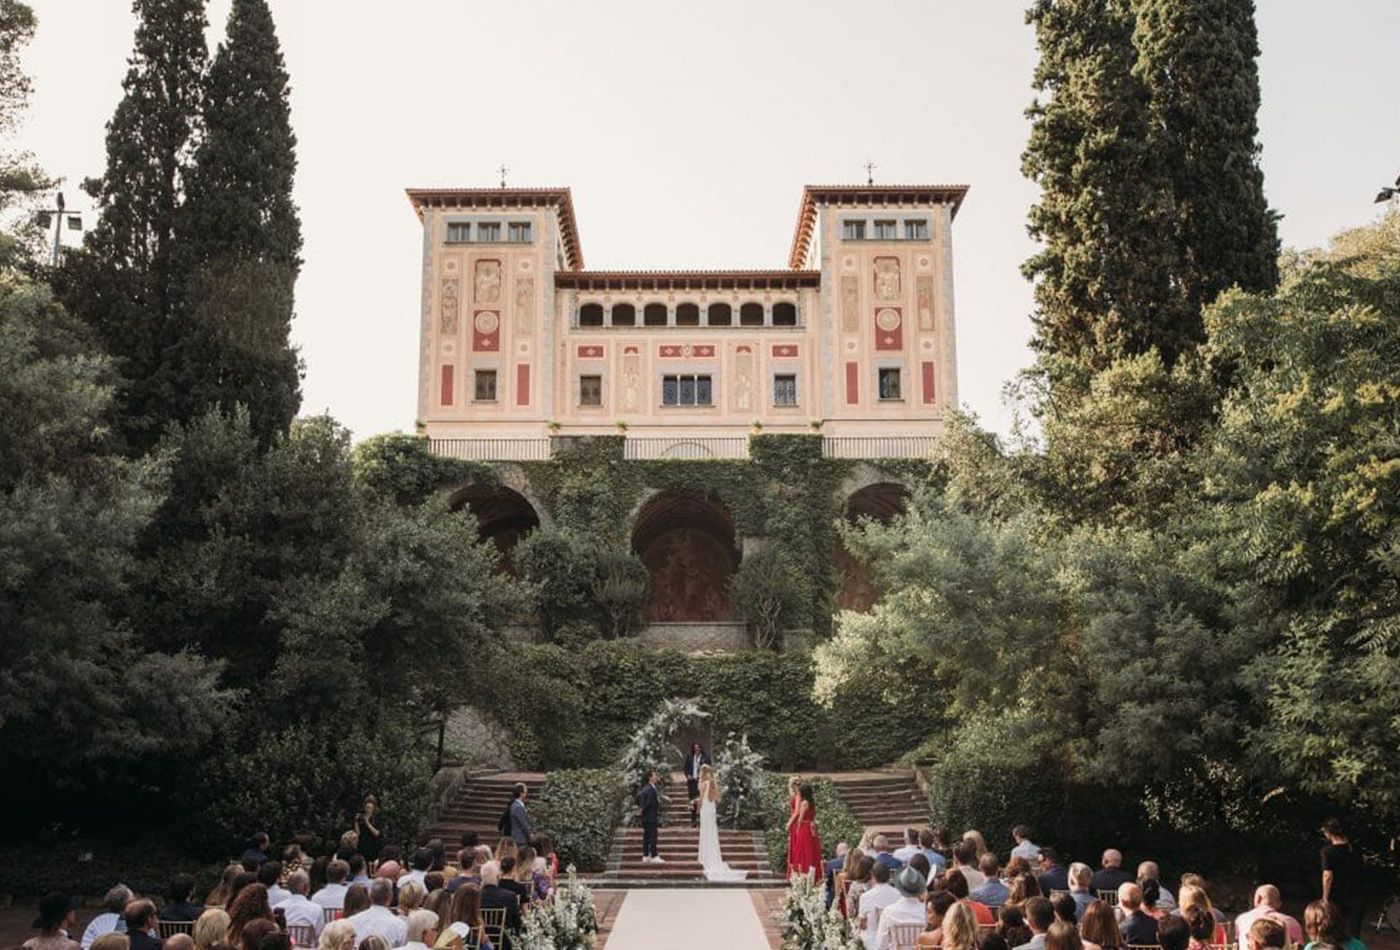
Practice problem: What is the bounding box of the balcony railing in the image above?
[426,434,938,462]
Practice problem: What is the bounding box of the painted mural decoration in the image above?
[622,346,642,410]
[771,344,799,358]
[474,259,501,303]
[514,276,534,335]
[473,310,500,351]
[916,275,935,331]
[840,275,860,333]
[659,343,716,359]
[734,346,754,412]
[439,277,460,334]
[875,307,903,351]
[873,256,901,301]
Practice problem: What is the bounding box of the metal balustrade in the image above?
[427,438,552,461]
[820,436,938,459]
[425,434,939,462]
[623,437,750,460]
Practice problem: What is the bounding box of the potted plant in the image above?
[614,419,629,432]
[546,420,562,433]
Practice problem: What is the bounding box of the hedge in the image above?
[0,841,224,901]
[532,768,626,873]
[759,774,862,876]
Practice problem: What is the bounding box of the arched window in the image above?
[772,302,798,326]
[677,303,701,326]
[706,303,732,326]
[644,303,669,326]
[579,303,604,327]
[611,303,636,326]
[739,303,765,326]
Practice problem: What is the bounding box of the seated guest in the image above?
[1052,894,1078,926]
[1015,897,1055,950]
[1138,880,1168,920]
[333,832,359,865]
[315,920,354,950]
[824,843,850,909]
[971,854,1009,908]
[346,855,371,888]
[909,854,933,884]
[163,876,203,923]
[1011,826,1042,863]
[425,839,447,873]
[1091,852,1134,896]
[424,872,445,894]
[257,863,288,907]
[1068,864,1095,921]
[1138,863,1176,911]
[1006,857,1033,881]
[1302,900,1366,950]
[919,891,960,948]
[82,886,135,949]
[26,892,80,950]
[953,842,987,890]
[401,850,431,889]
[530,834,557,882]
[225,886,272,950]
[872,835,903,873]
[894,829,922,865]
[340,886,370,920]
[227,874,257,909]
[459,833,480,864]
[446,883,495,950]
[446,850,484,895]
[1179,877,1226,924]
[983,936,1011,950]
[123,901,162,950]
[401,910,439,950]
[941,902,981,950]
[1158,916,1190,950]
[162,935,194,950]
[398,881,426,916]
[282,844,310,876]
[943,868,995,925]
[380,845,404,868]
[494,839,517,870]
[1079,900,1123,950]
[1247,919,1286,950]
[1038,849,1069,894]
[964,832,990,861]
[479,862,520,948]
[191,910,229,950]
[234,920,275,950]
[240,834,271,869]
[1235,886,1303,950]
[1184,906,1219,950]
[1045,921,1084,950]
[516,847,550,901]
[847,856,876,920]
[1007,873,1042,912]
[876,867,929,950]
[312,861,351,913]
[347,879,406,947]
[357,937,389,950]
[997,906,1031,950]
[497,857,528,907]
[1117,884,1158,946]
[272,871,322,941]
[920,830,949,876]
[1177,885,1227,941]
[858,862,899,950]
[423,888,452,935]
[933,829,956,862]
[91,937,129,950]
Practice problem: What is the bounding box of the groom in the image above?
[683,742,709,827]
[637,769,663,864]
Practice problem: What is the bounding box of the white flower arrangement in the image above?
[779,871,863,950]
[615,697,709,824]
[518,865,598,950]
[713,731,767,828]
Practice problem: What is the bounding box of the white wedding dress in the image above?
[698,792,748,882]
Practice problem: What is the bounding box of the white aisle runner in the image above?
[605,888,770,950]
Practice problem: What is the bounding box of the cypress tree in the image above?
[1133,0,1279,309]
[1021,0,1184,399]
[61,0,207,452]
[178,0,303,444]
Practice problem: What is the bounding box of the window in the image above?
[611,303,636,326]
[774,374,797,407]
[874,219,898,240]
[507,221,532,242]
[878,367,902,401]
[677,303,701,326]
[644,303,669,326]
[446,222,470,243]
[842,220,866,240]
[905,219,929,240]
[579,303,604,326]
[476,221,501,242]
[772,302,798,326]
[579,375,602,407]
[739,303,765,326]
[706,303,732,326]
[474,369,497,402]
[661,374,712,406]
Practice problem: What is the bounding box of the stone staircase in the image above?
[592,773,783,888]
[422,771,547,859]
[829,770,930,835]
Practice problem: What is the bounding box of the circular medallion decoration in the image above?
[845,340,858,352]
[518,342,530,354]
[876,308,901,332]
[843,256,856,270]
[921,340,935,352]
[519,259,531,271]
[475,311,499,334]
[917,256,932,270]
[442,341,455,356]
[444,259,458,272]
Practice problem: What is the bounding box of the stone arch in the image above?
[579,302,604,326]
[772,301,798,326]
[835,480,909,613]
[631,488,739,622]
[611,302,636,326]
[706,302,732,326]
[450,481,542,574]
[739,302,765,326]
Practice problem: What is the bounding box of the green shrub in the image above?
[731,546,812,649]
[759,773,862,874]
[0,841,222,900]
[533,768,626,872]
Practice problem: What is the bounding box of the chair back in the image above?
[286,924,316,947]
[1125,944,1164,950]
[887,922,924,950]
[322,907,341,925]
[481,906,507,949]
[1098,889,1121,906]
[157,921,195,939]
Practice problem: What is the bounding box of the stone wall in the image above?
[444,705,515,769]
[637,621,749,653]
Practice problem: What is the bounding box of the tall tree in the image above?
[1133,0,1279,312]
[1022,0,1183,398]
[59,0,207,452]
[178,0,302,444]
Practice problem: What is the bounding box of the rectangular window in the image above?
[842,220,866,240]
[905,219,929,240]
[476,221,501,242]
[878,367,902,401]
[579,374,602,407]
[508,221,532,243]
[773,374,797,407]
[874,219,898,240]
[446,222,471,243]
[474,369,497,402]
[661,374,712,406]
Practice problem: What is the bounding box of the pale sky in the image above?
[20,1,1400,440]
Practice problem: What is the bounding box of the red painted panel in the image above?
[922,361,936,403]
[440,365,454,406]
[472,310,500,351]
[874,308,904,351]
[845,361,859,404]
[516,364,530,406]
[577,344,605,359]
[771,344,799,358]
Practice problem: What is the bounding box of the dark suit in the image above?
[129,931,163,950]
[481,884,521,949]
[1091,867,1134,894]
[683,751,709,825]
[638,782,660,858]
[501,877,530,906]
[823,855,845,908]
[161,901,203,923]
[1120,910,1159,946]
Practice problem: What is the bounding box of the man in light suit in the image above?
[508,782,532,847]
[637,769,663,864]
[683,743,709,826]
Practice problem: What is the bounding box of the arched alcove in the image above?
[631,489,739,622]
[835,481,909,612]
[450,484,541,574]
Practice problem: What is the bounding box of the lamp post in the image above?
[35,191,82,266]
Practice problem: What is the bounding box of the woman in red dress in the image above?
[784,776,801,877]
[787,781,824,882]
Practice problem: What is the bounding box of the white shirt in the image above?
[311,883,348,911]
[859,884,900,950]
[892,845,920,864]
[275,895,324,938]
[267,885,291,906]
[80,915,124,950]
[876,897,927,950]
[956,864,988,890]
[400,870,427,889]
[1011,840,1042,862]
[348,905,407,948]
[402,942,431,950]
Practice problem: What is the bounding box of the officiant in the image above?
[684,741,710,826]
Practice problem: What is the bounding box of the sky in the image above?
[19,1,1400,441]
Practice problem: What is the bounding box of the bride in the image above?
[695,764,747,882]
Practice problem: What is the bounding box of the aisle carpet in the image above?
[603,888,771,949]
